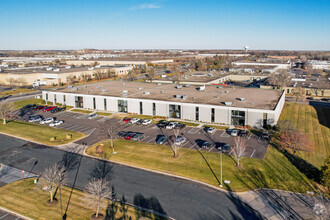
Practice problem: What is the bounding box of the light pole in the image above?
[219,147,223,187]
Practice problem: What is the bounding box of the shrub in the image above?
[41,100,46,104]
[47,101,53,105]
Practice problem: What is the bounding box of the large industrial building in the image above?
[42,81,285,127]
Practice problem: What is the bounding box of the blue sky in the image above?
[0,0,329,50]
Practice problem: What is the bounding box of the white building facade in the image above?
[42,90,285,127]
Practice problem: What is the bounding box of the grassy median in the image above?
[279,103,330,168]
[13,98,43,109]
[71,109,94,114]
[0,88,35,98]
[86,139,315,192]
[0,120,85,145]
[0,179,164,220]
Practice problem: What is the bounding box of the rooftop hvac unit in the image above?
[88,67,94,70]
[174,94,181,99]
[95,86,100,89]
[224,102,233,106]
[71,87,78,91]
[176,85,182,89]
[157,83,162,85]
[199,86,205,91]
[122,93,127,96]
[46,67,53,71]
[123,90,128,93]
[53,68,60,72]
[184,84,191,88]
[224,91,228,93]
[102,89,107,93]
[138,87,143,90]
[182,95,188,100]
[217,86,223,88]
[238,98,245,101]
[67,85,73,88]
[144,91,150,95]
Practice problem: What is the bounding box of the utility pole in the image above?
[219,147,223,187]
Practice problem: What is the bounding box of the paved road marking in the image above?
[248,133,252,140]
[146,137,155,143]
[250,149,256,158]
[208,146,215,152]
[188,128,199,134]
[140,135,149,142]
[189,143,197,149]
[86,128,96,135]
[220,131,230,138]
[0,213,9,219]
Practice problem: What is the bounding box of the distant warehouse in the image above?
[42,81,285,127]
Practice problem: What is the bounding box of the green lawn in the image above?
[96,112,113,117]
[279,103,330,168]
[13,98,42,109]
[71,109,94,114]
[0,88,35,97]
[0,120,85,145]
[0,179,163,220]
[203,124,230,130]
[86,139,315,192]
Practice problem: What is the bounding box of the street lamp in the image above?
[219,147,223,187]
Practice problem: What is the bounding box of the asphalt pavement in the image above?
[0,134,262,220]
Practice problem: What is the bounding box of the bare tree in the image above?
[280,130,310,156]
[6,78,16,87]
[99,119,122,151]
[94,70,103,81]
[232,137,246,167]
[39,163,67,203]
[169,126,183,158]
[268,70,292,89]
[0,102,15,124]
[291,87,306,103]
[15,77,27,87]
[83,178,112,218]
[81,72,91,83]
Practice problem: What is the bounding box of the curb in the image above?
[0,206,33,220]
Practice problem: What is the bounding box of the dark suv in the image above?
[156,121,169,128]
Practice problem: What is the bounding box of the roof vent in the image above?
[224,102,233,106]
[144,91,150,95]
[182,95,188,100]
[174,94,181,99]
[198,86,206,91]
[139,87,143,90]
[157,83,162,85]
[176,85,182,89]
[102,89,107,93]
[184,84,191,88]
[123,90,128,93]
[238,98,245,101]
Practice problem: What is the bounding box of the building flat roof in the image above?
[56,81,283,110]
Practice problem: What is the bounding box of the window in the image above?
[211,108,215,123]
[104,99,107,111]
[75,96,83,108]
[118,100,127,113]
[54,94,57,104]
[169,104,181,119]
[46,93,48,102]
[195,107,199,121]
[63,95,66,105]
[231,110,245,126]
[152,103,156,116]
[263,113,268,128]
[93,97,96,109]
[140,102,143,115]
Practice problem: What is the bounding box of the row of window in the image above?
[47,94,267,125]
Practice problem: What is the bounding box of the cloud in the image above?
[130,3,162,10]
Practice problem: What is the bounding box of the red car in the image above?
[43,106,56,112]
[123,117,132,123]
[33,105,44,111]
[124,132,136,140]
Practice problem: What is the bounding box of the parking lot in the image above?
[16,107,269,159]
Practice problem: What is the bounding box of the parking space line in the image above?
[147,137,155,143]
[248,133,252,140]
[86,128,96,135]
[250,149,256,158]
[181,142,189,148]
[208,146,215,152]
[220,131,230,138]
[189,143,197,149]
[0,213,9,219]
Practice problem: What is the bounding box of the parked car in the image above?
[129,118,139,124]
[156,136,168,144]
[43,106,56,112]
[50,107,61,113]
[28,116,43,123]
[59,106,66,111]
[166,122,178,130]
[201,141,210,149]
[136,119,143,125]
[156,121,169,128]
[142,119,152,125]
[175,123,186,129]
[49,120,64,127]
[221,144,231,154]
[239,130,249,137]
[32,105,44,111]
[131,133,145,141]
[118,131,128,137]
[124,132,136,140]
[230,129,239,136]
[169,135,186,145]
[261,131,270,139]
[23,104,36,109]
[40,117,55,124]
[205,127,216,134]
[123,117,131,123]
[87,113,98,119]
